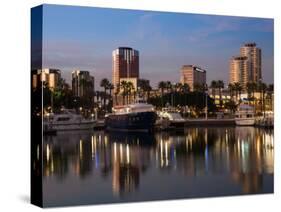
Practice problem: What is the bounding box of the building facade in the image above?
[229,56,249,88]
[240,43,262,82]
[112,47,139,92]
[32,68,61,90]
[180,65,206,91]
[72,70,95,98]
[229,43,262,89]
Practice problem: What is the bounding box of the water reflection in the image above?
[43,127,273,206]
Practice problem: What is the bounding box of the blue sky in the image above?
[41,4,274,88]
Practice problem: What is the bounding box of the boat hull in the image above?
[235,118,255,126]
[170,120,186,129]
[44,121,95,131]
[105,111,157,132]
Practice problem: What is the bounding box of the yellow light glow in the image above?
[126,144,130,164]
[120,144,123,163]
[79,139,83,159]
[46,144,50,162]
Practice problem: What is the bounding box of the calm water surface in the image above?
[43,127,274,207]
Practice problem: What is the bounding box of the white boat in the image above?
[44,109,96,131]
[235,104,255,126]
[157,108,186,129]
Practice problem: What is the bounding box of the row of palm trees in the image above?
[90,78,274,114]
[228,81,273,99]
[209,80,224,108]
[156,79,273,111]
[100,78,114,109]
[99,78,153,109]
[158,81,191,107]
[158,81,191,93]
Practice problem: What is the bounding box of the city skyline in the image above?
[41,4,274,88]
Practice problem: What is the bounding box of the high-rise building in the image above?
[229,56,249,88]
[32,68,61,90]
[240,43,262,82]
[112,47,139,91]
[72,70,95,97]
[180,65,206,91]
[229,43,262,89]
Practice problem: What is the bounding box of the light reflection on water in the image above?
[43,127,273,207]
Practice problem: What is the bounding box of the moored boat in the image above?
[44,109,96,131]
[235,104,255,126]
[157,108,186,130]
[105,101,157,132]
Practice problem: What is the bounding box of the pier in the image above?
[185,118,235,127]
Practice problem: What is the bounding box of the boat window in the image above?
[57,117,70,121]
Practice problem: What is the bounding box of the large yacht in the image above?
[44,109,96,132]
[235,104,255,126]
[105,100,157,132]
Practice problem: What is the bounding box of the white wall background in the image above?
[0,0,280,211]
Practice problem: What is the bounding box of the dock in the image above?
[185,118,235,127]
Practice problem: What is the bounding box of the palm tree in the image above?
[166,81,172,93]
[146,85,152,100]
[107,83,114,110]
[267,84,274,111]
[193,83,204,92]
[114,84,120,105]
[126,81,134,104]
[95,91,101,108]
[182,83,190,106]
[210,80,217,99]
[120,81,128,105]
[175,83,183,92]
[233,82,242,103]
[158,81,166,107]
[217,80,224,108]
[228,83,235,99]
[246,82,257,105]
[138,79,150,100]
[166,81,173,107]
[182,83,190,93]
[108,83,114,98]
[257,81,267,116]
[100,78,110,109]
[178,83,190,105]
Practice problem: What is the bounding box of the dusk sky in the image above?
[42,4,274,89]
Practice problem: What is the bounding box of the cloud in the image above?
[42,12,273,89]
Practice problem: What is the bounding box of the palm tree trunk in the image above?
[104,88,106,110]
[263,91,265,118]
[219,88,222,108]
[161,89,164,108]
